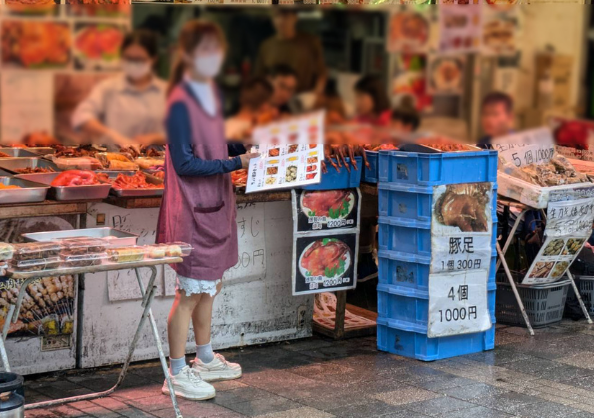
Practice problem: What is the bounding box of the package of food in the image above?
[147,242,192,259]
[12,242,62,261]
[52,156,103,171]
[10,257,61,272]
[0,243,14,261]
[61,253,107,268]
[57,237,107,256]
[107,246,146,263]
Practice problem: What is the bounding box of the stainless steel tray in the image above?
[0,158,59,174]
[0,177,50,204]
[111,173,164,197]
[0,169,12,177]
[23,227,138,246]
[20,172,111,201]
[25,147,55,156]
[0,148,40,158]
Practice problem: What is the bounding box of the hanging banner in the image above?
[431,182,494,275]
[291,188,361,296]
[522,188,594,285]
[428,270,491,338]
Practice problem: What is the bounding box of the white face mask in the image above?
[122,60,151,80]
[194,53,223,78]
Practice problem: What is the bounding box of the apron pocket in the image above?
[194,201,225,214]
[191,201,231,250]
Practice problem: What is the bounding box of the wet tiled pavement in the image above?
[24,320,594,418]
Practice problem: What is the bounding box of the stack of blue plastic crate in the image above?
[376,149,499,361]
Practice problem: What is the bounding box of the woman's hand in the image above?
[239,152,260,169]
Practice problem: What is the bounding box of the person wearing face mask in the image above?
[71,29,166,152]
[157,20,258,401]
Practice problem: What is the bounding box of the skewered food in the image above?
[108,247,145,263]
[97,153,138,170]
[435,183,490,232]
[112,171,163,189]
[14,167,56,174]
[301,239,350,278]
[54,145,97,158]
[231,169,247,187]
[51,170,102,187]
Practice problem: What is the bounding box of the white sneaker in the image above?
[162,366,216,401]
[192,353,242,382]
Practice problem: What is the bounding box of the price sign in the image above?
[428,270,491,338]
[492,128,555,168]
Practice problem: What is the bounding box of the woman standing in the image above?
[157,20,257,401]
[72,29,166,151]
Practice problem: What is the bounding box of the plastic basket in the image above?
[362,151,378,183]
[566,276,594,315]
[302,157,362,190]
[377,317,495,361]
[378,182,498,222]
[377,283,496,326]
[378,149,498,186]
[495,279,570,328]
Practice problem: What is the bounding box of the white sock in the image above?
[196,342,214,364]
[169,356,186,376]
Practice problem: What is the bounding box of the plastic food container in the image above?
[107,246,146,263]
[0,244,14,261]
[10,257,61,272]
[52,156,103,171]
[61,253,107,269]
[146,242,192,259]
[12,242,61,261]
[57,237,107,256]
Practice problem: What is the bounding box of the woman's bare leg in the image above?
[191,281,222,346]
[168,289,203,359]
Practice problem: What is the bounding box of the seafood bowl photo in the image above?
[300,190,355,222]
[299,239,351,281]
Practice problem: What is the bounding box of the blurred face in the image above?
[354,91,374,117]
[185,35,225,79]
[269,75,297,107]
[392,120,413,134]
[272,11,298,38]
[481,102,513,138]
[121,43,154,80]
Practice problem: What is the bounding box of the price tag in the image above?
[492,128,555,168]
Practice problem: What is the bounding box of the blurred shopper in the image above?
[477,91,515,148]
[72,30,166,152]
[267,64,299,114]
[353,75,391,127]
[255,8,326,109]
[157,20,258,401]
[391,105,421,135]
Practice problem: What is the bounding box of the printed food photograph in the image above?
[5,0,58,15]
[434,183,490,232]
[299,238,351,280]
[543,239,565,257]
[388,11,430,52]
[550,261,570,279]
[529,262,555,279]
[482,17,515,54]
[563,238,585,256]
[66,0,131,17]
[1,21,71,69]
[428,56,464,95]
[285,165,297,183]
[301,190,355,220]
[73,23,125,70]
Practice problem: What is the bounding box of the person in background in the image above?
[72,30,166,152]
[391,105,421,135]
[353,75,391,127]
[255,8,326,108]
[266,64,298,114]
[157,20,258,401]
[225,76,277,140]
[477,91,515,148]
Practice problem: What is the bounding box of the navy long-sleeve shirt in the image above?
[166,100,244,177]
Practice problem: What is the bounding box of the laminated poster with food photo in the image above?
[292,188,361,233]
[427,54,465,96]
[481,6,519,56]
[431,182,494,276]
[293,234,357,296]
[387,10,433,54]
[438,1,482,53]
[73,23,125,71]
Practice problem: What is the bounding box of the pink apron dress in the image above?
[156,84,238,281]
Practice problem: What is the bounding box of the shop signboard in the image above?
[428,270,491,338]
[291,188,361,296]
[522,188,594,285]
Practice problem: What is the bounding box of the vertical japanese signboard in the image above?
[291,188,361,296]
[522,187,594,285]
[428,182,494,338]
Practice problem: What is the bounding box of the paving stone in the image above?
[438,406,514,418]
[280,338,335,352]
[212,387,274,407]
[254,406,334,418]
[212,380,250,392]
[404,396,476,416]
[503,357,566,377]
[373,386,442,407]
[442,383,505,401]
[43,405,90,418]
[222,396,302,417]
[471,391,540,415]
[558,351,594,370]
[412,376,477,392]
[326,399,408,417]
[514,400,592,418]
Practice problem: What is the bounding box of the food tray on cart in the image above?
[22,172,110,201]
[0,158,59,175]
[26,147,55,156]
[0,177,50,204]
[0,148,40,158]
[497,171,593,209]
[24,227,138,246]
[110,172,164,197]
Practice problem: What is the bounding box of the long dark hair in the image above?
[167,20,227,96]
[121,29,159,58]
[354,74,390,116]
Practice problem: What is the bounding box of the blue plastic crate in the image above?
[378,249,497,291]
[378,182,498,222]
[377,317,495,361]
[302,157,362,190]
[378,150,498,186]
[377,282,497,326]
[378,216,498,255]
[362,151,378,183]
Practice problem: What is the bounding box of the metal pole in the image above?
[566,271,593,324]
[496,243,535,336]
[496,209,528,273]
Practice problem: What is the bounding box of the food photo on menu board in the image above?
[1,20,71,69]
[73,23,125,71]
[293,234,357,295]
[387,10,432,54]
[293,188,360,232]
[427,54,465,96]
[4,0,58,16]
